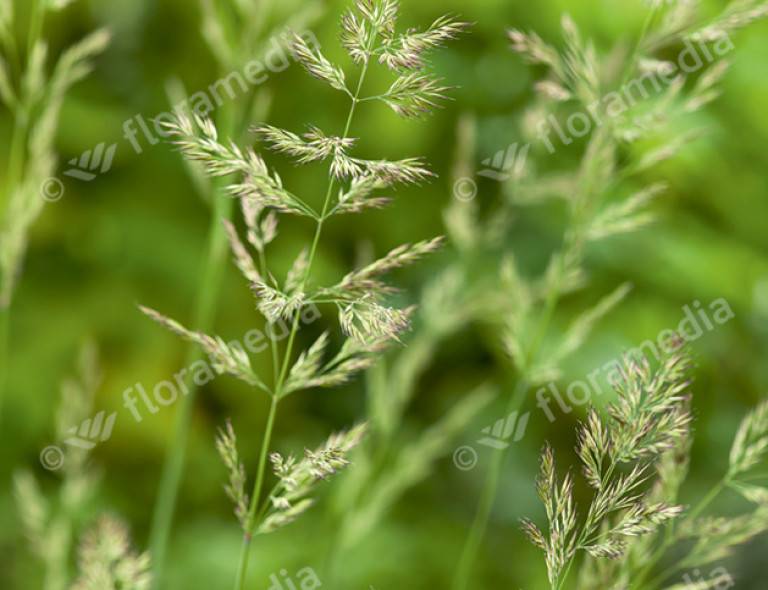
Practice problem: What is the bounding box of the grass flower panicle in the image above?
[453,3,768,586]
[523,345,768,589]
[145,5,325,583]
[140,2,468,588]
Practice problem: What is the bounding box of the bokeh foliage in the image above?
[2,0,768,588]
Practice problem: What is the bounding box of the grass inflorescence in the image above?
[139,2,469,588]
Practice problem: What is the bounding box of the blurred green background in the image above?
[2,0,768,588]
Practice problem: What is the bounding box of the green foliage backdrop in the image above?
[2,0,768,588]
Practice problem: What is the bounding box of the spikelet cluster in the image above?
[260,424,367,533]
[214,423,366,535]
[524,344,768,588]
[522,346,692,587]
[577,400,768,589]
[70,515,151,590]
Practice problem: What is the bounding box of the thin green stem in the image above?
[235,394,279,590]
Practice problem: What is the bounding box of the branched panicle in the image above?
[149,2,464,368]
[524,348,692,587]
[140,7,466,584]
[526,345,768,588]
